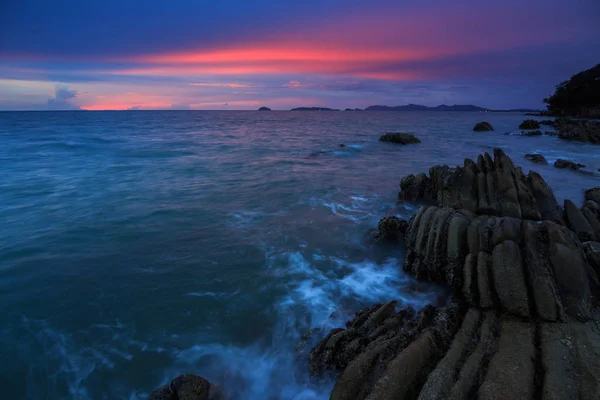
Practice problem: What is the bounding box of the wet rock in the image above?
[478,317,535,400]
[491,240,530,317]
[556,119,600,144]
[379,132,421,144]
[540,321,600,399]
[564,199,597,241]
[375,216,408,242]
[399,173,434,204]
[554,159,585,170]
[339,143,346,147]
[399,149,555,222]
[520,129,542,136]
[149,374,226,400]
[519,119,541,129]
[585,187,600,204]
[524,153,546,163]
[473,122,494,131]
[539,119,556,126]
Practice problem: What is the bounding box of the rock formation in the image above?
[374,216,409,242]
[554,159,585,170]
[310,149,600,400]
[519,119,541,129]
[473,122,494,131]
[379,133,421,144]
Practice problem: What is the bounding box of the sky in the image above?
[0,0,599,111]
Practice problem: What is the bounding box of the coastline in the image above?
[151,148,600,400]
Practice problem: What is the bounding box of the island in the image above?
[290,107,340,111]
[365,104,490,111]
[258,106,271,111]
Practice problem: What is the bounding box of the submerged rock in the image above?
[473,122,494,131]
[149,374,226,400]
[525,153,547,163]
[520,129,542,136]
[379,132,421,144]
[374,216,408,242]
[554,159,585,170]
[519,119,541,129]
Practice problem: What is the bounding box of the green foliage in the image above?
[544,63,600,116]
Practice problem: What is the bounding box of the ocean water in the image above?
[1,110,599,399]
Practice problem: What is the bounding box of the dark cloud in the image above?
[47,85,80,110]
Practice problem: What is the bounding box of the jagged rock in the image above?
[149,375,225,400]
[564,199,597,241]
[583,241,600,274]
[554,159,586,170]
[519,119,541,129]
[312,301,460,400]
[585,187,600,203]
[379,133,421,144]
[313,149,600,400]
[525,153,547,163]
[399,149,556,222]
[473,122,494,131]
[399,172,434,204]
[375,217,408,242]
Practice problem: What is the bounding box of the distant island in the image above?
[364,104,540,112]
[345,108,363,111]
[366,104,489,111]
[258,106,271,111]
[290,107,340,111]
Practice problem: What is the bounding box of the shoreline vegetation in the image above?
[149,64,600,399]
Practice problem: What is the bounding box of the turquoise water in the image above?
[1,111,599,399]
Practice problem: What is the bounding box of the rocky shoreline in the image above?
[150,149,600,400]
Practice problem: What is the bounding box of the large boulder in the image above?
[519,119,541,129]
[554,159,585,170]
[379,133,421,144]
[149,375,225,400]
[473,122,494,131]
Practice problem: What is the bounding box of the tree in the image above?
[544,63,600,116]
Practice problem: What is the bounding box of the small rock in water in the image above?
[379,133,421,144]
[339,143,346,147]
[149,374,226,400]
[554,159,586,170]
[525,153,547,163]
[473,121,494,131]
[519,119,541,129]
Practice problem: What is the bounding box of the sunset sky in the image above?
[1,0,599,110]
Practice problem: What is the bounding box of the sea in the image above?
[1,110,599,399]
